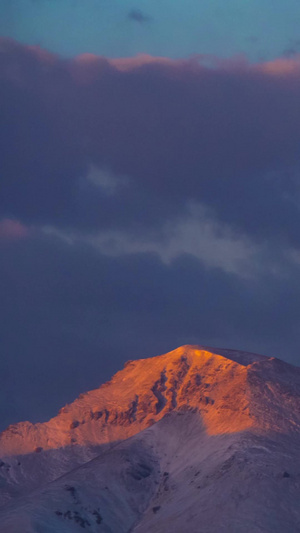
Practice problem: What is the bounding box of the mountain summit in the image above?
[1,345,300,532]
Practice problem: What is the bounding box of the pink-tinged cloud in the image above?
[257,56,300,76]
[73,53,176,71]
[0,219,29,240]
[69,53,184,84]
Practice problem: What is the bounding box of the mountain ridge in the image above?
[0,345,273,457]
[1,344,299,458]
[1,345,300,532]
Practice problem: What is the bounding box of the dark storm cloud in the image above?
[128,9,152,24]
[1,38,300,244]
[2,39,300,429]
[1,232,300,430]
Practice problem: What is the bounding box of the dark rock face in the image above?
[151,371,168,414]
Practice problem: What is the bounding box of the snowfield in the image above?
[1,345,300,532]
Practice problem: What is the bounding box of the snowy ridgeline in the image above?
[1,345,300,532]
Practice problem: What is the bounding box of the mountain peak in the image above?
[1,344,299,459]
[164,344,268,366]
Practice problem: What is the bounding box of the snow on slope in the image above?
[0,434,160,533]
[1,345,300,532]
[1,412,300,532]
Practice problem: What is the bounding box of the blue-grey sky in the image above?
[1,0,300,60]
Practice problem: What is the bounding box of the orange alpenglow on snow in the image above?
[1,345,300,457]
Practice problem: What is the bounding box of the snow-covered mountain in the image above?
[1,345,300,532]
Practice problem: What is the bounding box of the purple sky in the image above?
[1,5,300,430]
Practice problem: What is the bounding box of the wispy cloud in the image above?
[128,8,152,24]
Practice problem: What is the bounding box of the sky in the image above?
[1,1,300,430]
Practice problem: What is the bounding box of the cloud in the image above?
[128,8,152,24]
[85,164,129,195]
[1,38,300,248]
[283,38,300,58]
[45,203,258,277]
[0,219,29,240]
[2,39,300,427]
